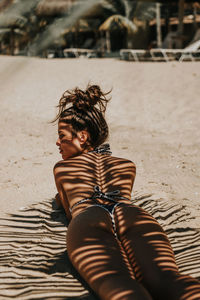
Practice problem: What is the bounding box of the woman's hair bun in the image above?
[72,86,95,110]
[85,85,102,106]
[72,84,110,112]
[56,84,111,120]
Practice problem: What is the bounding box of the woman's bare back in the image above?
[54,152,136,218]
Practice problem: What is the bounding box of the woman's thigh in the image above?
[115,205,200,299]
[67,206,152,300]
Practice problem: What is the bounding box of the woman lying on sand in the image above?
[53,84,200,300]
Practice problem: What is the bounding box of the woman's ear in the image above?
[77,130,89,146]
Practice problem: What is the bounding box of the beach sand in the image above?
[0,56,200,299]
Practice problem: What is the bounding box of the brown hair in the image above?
[53,84,111,149]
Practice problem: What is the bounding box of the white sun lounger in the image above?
[150,39,200,62]
[120,49,149,62]
[63,48,96,58]
[120,39,200,62]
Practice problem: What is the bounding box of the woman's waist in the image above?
[69,196,132,216]
[69,185,132,216]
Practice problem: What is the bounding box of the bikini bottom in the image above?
[70,185,129,238]
[70,201,125,238]
[87,202,123,238]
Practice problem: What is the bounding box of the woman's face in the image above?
[56,122,83,160]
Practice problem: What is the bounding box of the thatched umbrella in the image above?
[0,0,41,55]
[62,18,92,48]
[29,0,103,56]
[35,0,77,50]
[0,0,14,13]
[0,14,27,54]
[0,28,10,51]
[0,14,27,28]
[36,0,74,17]
[0,27,26,54]
[99,14,137,52]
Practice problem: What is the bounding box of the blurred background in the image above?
[0,0,200,58]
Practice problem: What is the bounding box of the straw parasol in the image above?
[0,14,27,28]
[0,0,14,13]
[36,0,74,17]
[99,14,137,52]
[99,15,137,34]
[0,12,27,54]
[0,28,10,43]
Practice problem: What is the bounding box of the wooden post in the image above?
[10,27,14,55]
[100,30,104,54]
[75,20,79,48]
[156,3,162,48]
[193,4,197,31]
[177,0,184,48]
[105,30,111,52]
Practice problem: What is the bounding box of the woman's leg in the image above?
[116,205,200,300]
[67,206,152,300]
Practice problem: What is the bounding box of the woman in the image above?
[53,84,200,300]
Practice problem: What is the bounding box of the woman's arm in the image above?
[53,162,72,221]
[55,193,63,208]
[129,161,136,192]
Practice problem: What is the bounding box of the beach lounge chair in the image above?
[150,48,172,62]
[120,49,151,61]
[120,39,200,62]
[179,39,200,61]
[150,39,200,62]
[63,48,97,58]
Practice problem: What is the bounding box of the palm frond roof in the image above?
[99,14,137,33]
[36,0,74,16]
[0,14,27,28]
[63,18,91,33]
[0,0,14,13]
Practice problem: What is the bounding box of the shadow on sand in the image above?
[0,195,199,299]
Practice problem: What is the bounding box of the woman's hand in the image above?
[55,193,63,208]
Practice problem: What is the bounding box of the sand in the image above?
[0,56,200,220]
[0,56,200,299]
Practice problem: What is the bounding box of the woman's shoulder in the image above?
[53,154,91,172]
[110,155,136,169]
[53,159,70,174]
[53,154,136,172]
